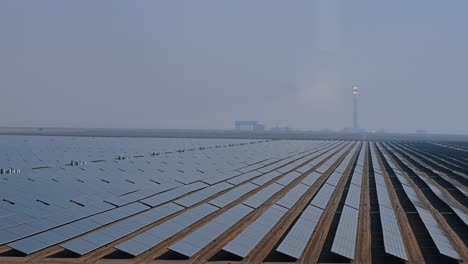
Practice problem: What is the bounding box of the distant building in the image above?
[234,121,265,132]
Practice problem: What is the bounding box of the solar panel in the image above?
[257,161,287,174]
[350,172,363,187]
[61,203,183,255]
[370,145,408,261]
[276,171,302,186]
[8,202,149,254]
[276,163,299,173]
[452,207,468,226]
[242,183,283,208]
[6,138,466,262]
[105,182,183,206]
[140,181,208,207]
[251,171,281,186]
[379,206,408,260]
[261,159,276,165]
[409,169,468,226]
[394,172,411,186]
[375,183,393,209]
[209,182,258,208]
[415,207,461,260]
[174,182,233,207]
[276,205,323,259]
[168,204,253,257]
[201,172,238,185]
[276,183,309,209]
[374,173,386,187]
[331,205,359,259]
[296,164,313,173]
[222,205,287,258]
[345,184,361,210]
[238,162,264,173]
[227,171,262,185]
[401,185,425,208]
[315,165,329,174]
[19,219,56,233]
[6,237,48,255]
[301,171,321,186]
[326,171,342,187]
[114,203,218,256]
[310,183,335,210]
[350,145,364,187]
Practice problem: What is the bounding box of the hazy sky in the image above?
[1,0,467,133]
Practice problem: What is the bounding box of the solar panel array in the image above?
[1,136,466,263]
[378,145,462,260]
[276,143,360,259]
[383,145,468,226]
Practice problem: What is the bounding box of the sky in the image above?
[1,0,467,133]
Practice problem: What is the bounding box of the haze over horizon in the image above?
[1,0,467,134]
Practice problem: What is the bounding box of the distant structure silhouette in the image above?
[234,120,265,132]
[353,85,359,130]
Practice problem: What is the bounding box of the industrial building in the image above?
[235,121,265,132]
[0,136,466,263]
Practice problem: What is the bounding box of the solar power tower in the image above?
[353,85,359,130]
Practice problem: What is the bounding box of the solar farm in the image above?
[0,136,467,263]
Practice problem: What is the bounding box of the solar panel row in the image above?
[370,145,408,261]
[331,142,366,259]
